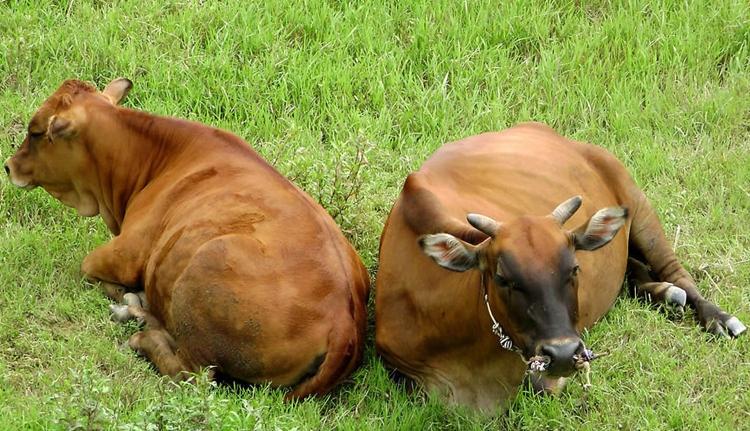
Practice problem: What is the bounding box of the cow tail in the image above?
[284,305,363,400]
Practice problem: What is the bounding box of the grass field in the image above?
[1,0,749,429]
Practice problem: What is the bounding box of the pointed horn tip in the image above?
[466,213,488,227]
[552,195,584,224]
[466,213,499,237]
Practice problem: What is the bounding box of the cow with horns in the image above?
[375,122,745,412]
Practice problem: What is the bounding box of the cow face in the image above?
[4,78,132,215]
[419,196,627,376]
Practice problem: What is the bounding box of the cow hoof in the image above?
[726,316,747,337]
[706,315,746,339]
[664,284,686,307]
[708,320,731,339]
[123,292,142,308]
[109,304,131,322]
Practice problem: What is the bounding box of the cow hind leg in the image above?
[125,305,195,381]
[627,257,687,309]
[629,195,746,337]
[129,329,193,381]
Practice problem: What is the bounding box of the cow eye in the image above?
[28,130,44,139]
[494,273,515,289]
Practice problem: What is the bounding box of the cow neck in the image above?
[87,109,183,235]
[480,272,520,353]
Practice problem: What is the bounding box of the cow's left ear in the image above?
[102,78,133,105]
[573,206,628,251]
[418,233,479,272]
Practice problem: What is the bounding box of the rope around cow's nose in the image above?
[573,348,610,391]
[480,272,611,391]
[525,348,610,391]
[526,355,551,373]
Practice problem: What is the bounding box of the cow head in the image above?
[4,78,132,215]
[418,196,627,376]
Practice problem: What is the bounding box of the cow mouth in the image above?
[8,175,36,190]
[12,180,36,190]
[525,348,609,376]
[525,355,576,377]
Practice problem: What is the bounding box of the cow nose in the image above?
[539,338,584,376]
[3,164,9,175]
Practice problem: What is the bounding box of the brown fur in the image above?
[6,79,370,398]
[375,122,741,412]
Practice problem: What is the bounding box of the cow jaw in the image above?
[11,177,35,190]
[47,186,99,217]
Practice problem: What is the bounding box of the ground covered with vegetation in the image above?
[0,0,748,429]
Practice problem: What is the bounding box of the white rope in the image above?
[481,273,515,351]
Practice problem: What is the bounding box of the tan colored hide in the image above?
[5,79,370,398]
[375,122,743,412]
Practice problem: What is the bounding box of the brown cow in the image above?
[5,78,370,398]
[375,122,744,412]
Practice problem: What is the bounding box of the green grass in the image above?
[1,0,749,429]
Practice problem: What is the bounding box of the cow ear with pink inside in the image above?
[418,233,480,272]
[572,206,629,251]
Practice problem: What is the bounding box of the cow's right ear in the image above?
[102,78,133,105]
[418,233,479,272]
[48,115,75,139]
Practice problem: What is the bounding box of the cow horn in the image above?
[551,196,583,225]
[467,213,500,237]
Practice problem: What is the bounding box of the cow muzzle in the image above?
[531,337,584,377]
[4,159,34,189]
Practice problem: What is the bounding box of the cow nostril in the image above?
[4,164,9,175]
[540,339,583,371]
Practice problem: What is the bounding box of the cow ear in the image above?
[48,115,75,138]
[418,233,479,272]
[102,78,133,105]
[573,206,628,251]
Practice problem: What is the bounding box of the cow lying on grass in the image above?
[5,78,370,399]
[375,122,745,412]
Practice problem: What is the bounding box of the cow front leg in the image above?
[109,292,149,323]
[629,195,746,337]
[627,257,686,308]
[81,240,146,320]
